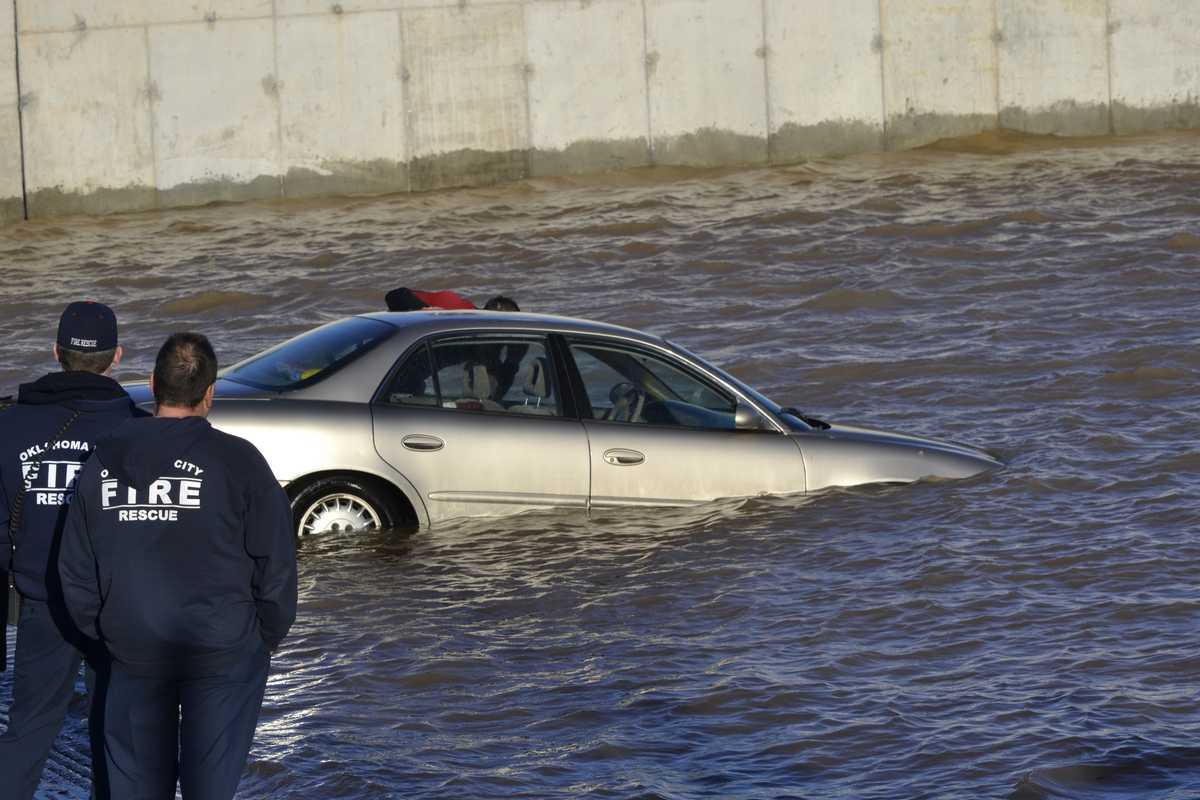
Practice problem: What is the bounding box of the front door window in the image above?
[567,341,737,429]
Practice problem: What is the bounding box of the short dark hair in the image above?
[385,288,428,312]
[59,347,117,374]
[153,333,218,408]
[484,295,519,312]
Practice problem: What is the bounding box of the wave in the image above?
[165,220,222,235]
[1100,366,1189,383]
[160,290,268,315]
[303,252,343,268]
[5,224,71,241]
[688,259,742,275]
[1011,747,1200,799]
[90,268,171,289]
[865,219,995,238]
[801,287,910,312]
[1166,233,1200,251]
[538,219,668,238]
[1005,209,1058,224]
[621,240,666,256]
[854,198,905,213]
[913,245,1007,261]
[756,208,832,227]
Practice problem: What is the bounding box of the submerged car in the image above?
[129,311,1000,535]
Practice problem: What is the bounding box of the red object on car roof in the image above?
[385,287,477,311]
[412,289,476,310]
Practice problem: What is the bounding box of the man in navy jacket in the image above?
[59,331,297,800]
[0,301,141,800]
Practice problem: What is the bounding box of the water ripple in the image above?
[2,129,1199,799]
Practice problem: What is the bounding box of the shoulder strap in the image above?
[8,409,82,548]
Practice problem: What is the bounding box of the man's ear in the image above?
[149,374,156,396]
[52,343,61,364]
[106,345,123,376]
[201,382,216,413]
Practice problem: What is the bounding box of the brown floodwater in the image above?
[2,128,1199,799]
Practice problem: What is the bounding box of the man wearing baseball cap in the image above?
[0,301,143,799]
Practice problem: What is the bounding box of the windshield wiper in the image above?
[781,407,831,430]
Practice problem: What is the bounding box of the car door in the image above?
[371,333,590,524]
[564,337,807,508]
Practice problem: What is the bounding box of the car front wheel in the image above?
[290,476,403,537]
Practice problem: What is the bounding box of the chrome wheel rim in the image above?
[298,493,381,536]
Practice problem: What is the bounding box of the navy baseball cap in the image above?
[56,301,118,352]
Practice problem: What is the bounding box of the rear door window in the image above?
[381,336,561,417]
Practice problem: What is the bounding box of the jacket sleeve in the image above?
[0,472,11,574]
[243,456,297,651]
[58,464,102,641]
[1,458,11,669]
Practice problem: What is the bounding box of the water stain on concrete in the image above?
[653,128,767,168]
[408,148,528,193]
[885,111,998,151]
[26,184,159,219]
[283,161,410,199]
[1000,101,1111,137]
[530,138,652,178]
[771,120,886,164]
[157,175,282,210]
[9,111,1200,222]
[0,197,23,224]
[1112,99,1200,135]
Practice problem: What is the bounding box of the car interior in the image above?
[382,335,738,431]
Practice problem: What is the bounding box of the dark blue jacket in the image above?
[58,416,297,677]
[0,371,142,601]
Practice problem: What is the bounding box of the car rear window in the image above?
[223,317,395,391]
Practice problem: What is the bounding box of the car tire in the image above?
[289,476,406,537]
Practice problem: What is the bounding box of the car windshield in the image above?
[223,317,396,391]
[665,340,815,432]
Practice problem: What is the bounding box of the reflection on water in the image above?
[3,129,1200,799]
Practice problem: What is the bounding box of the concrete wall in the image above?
[1110,0,1200,132]
[767,0,885,162]
[996,0,1110,135]
[0,1,22,223]
[0,0,1197,221]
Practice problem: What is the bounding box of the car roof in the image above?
[285,310,673,403]
[358,309,667,346]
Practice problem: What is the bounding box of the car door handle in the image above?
[401,434,444,452]
[603,448,645,466]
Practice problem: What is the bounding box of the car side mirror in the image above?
[734,402,769,431]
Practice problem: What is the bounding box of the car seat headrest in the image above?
[463,361,493,401]
[523,357,549,400]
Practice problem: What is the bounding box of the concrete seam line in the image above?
[398,9,413,194]
[1104,0,1115,135]
[520,0,533,180]
[143,25,160,207]
[640,0,654,165]
[20,15,275,36]
[12,0,28,220]
[877,0,888,151]
[991,0,1000,129]
[760,0,772,164]
[272,0,284,197]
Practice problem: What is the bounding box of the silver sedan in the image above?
[130,311,1001,535]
